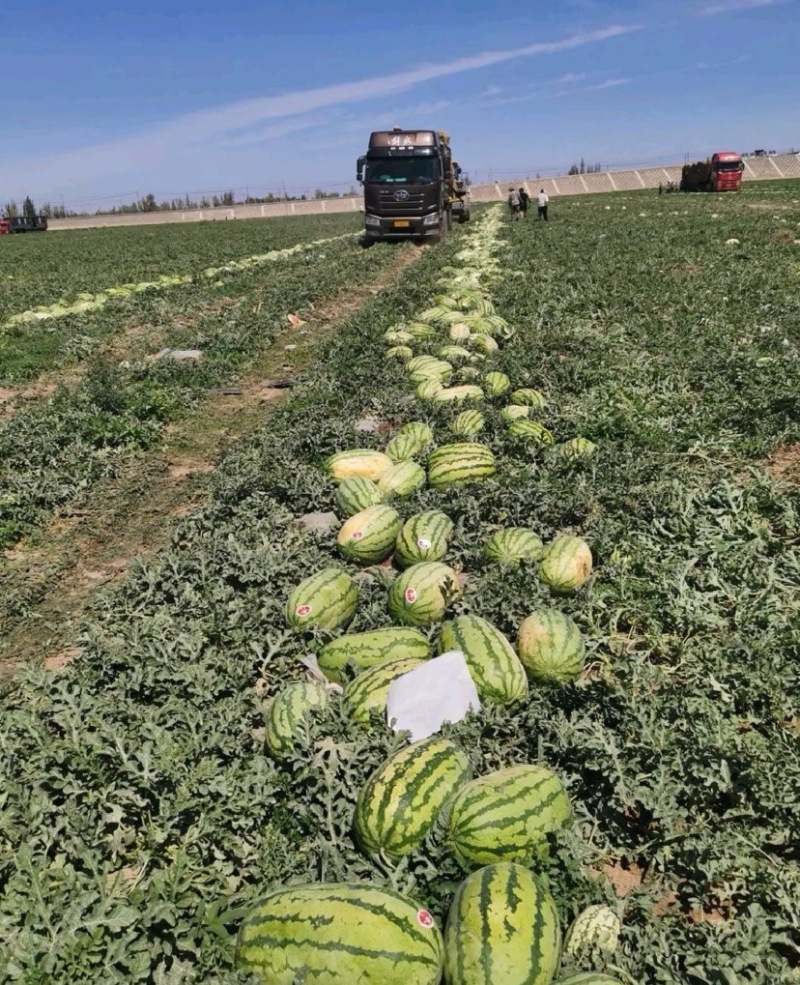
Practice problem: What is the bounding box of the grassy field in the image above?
[1,187,799,983]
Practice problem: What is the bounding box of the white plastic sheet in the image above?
[386,650,481,742]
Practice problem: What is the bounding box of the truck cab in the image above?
[710,152,744,191]
[357,128,469,243]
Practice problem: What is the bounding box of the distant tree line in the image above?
[567,158,603,175]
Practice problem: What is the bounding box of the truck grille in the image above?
[377,189,427,215]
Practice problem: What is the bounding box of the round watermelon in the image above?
[395,510,453,569]
[562,905,621,966]
[265,682,330,759]
[484,528,544,567]
[507,419,554,447]
[483,371,511,398]
[517,609,585,683]
[451,409,485,438]
[377,460,426,498]
[500,404,531,423]
[388,562,461,626]
[555,437,597,460]
[335,476,383,517]
[337,504,402,564]
[428,443,495,488]
[286,568,358,632]
[511,388,547,408]
[385,345,414,362]
[539,536,593,592]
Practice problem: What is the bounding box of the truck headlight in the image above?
[423,213,440,226]
[365,214,381,227]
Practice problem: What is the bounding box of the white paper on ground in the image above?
[386,650,481,743]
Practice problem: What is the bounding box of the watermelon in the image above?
[555,976,625,985]
[286,568,358,632]
[469,334,498,355]
[539,536,593,593]
[398,421,434,446]
[337,504,402,564]
[439,615,528,705]
[484,528,544,566]
[407,355,444,373]
[447,765,572,865]
[517,609,586,683]
[439,345,472,364]
[384,329,415,345]
[386,345,414,362]
[456,366,482,383]
[265,682,330,759]
[318,627,431,682]
[416,378,444,401]
[433,385,484,404]
[554,437,597,460]
[395,510,453,569]
[428,443,496,488]
[377,460,426,498]
[562,905,621,966]
[407,321,438,338]
[409,359,454,384]
[344,656,426,724]
[511,388,547,408]
[501,404,531,423]
[443,862,561,985]
[389,562,461,626]
[449,323,471,341]
[335,476,383,517]
[236,882,444,985]
[507,419,555,447]
[355,737,471,860]
[385,431,425,463]
[326,449,394,483]
[483,371,511,397]
[451,409,485,438]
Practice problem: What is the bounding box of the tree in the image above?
[4,201,19,217]
[23,196,37,218]
[568,165,579,175]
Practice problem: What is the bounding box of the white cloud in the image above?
[698,0,783,14]
[555,72,586,84]
[3,23,641,200]
[584,77,631,90]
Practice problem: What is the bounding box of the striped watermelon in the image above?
[265,682,330,759]
[501,404,531,423]
[388,562,461,626]
[439,345,472,364]
[439,615,528,705]
[451,410,485,438]
[344,656,426,724]
[386,345,414,362]
[447,765,573,865]
[507,420,555,447]
[483,371,511,398]
[407,321,438,338]
[443,862,561,985]
[428,443,496,488]
[406,355,443,373]
[416,378,444,401]
[236,882,444,985]
[399,420,434,446]
[554,437,597,460]
[433,385,485,404]
[562,905,621,965]
[395,510,453,569]
[484,528,544,566]
[555,976,625,985]
[384,329,415,345]
[335,476,383,517]
[511,388,547,409]
[286,568,358,632]
[318,627,431,682]
[355,737,471,860]
[539,537,593,593]
[517,609,586,683]
[377,460,426,498]
[326,449,394,483]
[385,431,424,463]
[450,323,471,341]
[337,504,402,564]
[469,334,499,355]
[409,359,454,384]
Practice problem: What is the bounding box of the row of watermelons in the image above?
[237,208,625,984]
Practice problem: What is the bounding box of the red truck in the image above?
[680,151,744,192]
[0,215,48,234]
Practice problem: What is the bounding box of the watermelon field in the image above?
[1,184,799,984]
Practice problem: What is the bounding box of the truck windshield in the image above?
[366,158,439,184]
[715,161,743,172]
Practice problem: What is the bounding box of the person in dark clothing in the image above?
[518,187,530,218]
[507,187,521,220]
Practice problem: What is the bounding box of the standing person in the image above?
[507,187,521,220]
[537,188,549,221]
[518,187,530,218]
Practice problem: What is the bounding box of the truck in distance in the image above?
[357,128,470,244]
[0,215,49,234]
[680,151,744,192]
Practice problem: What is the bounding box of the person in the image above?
[518,187,530,218]
[507,187,521,220]
[537,188,549,221]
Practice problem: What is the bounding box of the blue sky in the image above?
[1,0,797,209]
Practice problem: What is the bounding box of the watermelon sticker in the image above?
[296,604,311,617]
[405,588,417,604]
[351,531,364,540]
[417,909,434,928]
[416,537,432,550]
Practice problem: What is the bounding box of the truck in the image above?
[357,128,470,244]
[680,151,744,193]
[0,214,48,234]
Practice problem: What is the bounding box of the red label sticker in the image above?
[416,537,432,550]
[405,588,417,604]
[417,910,434,928]
[296,604,311,617]
[352,531,363,540]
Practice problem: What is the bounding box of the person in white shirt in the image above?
[537,188,549,221]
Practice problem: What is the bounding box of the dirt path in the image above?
[0,245,422,682]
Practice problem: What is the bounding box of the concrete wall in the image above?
[49,154,800,232]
